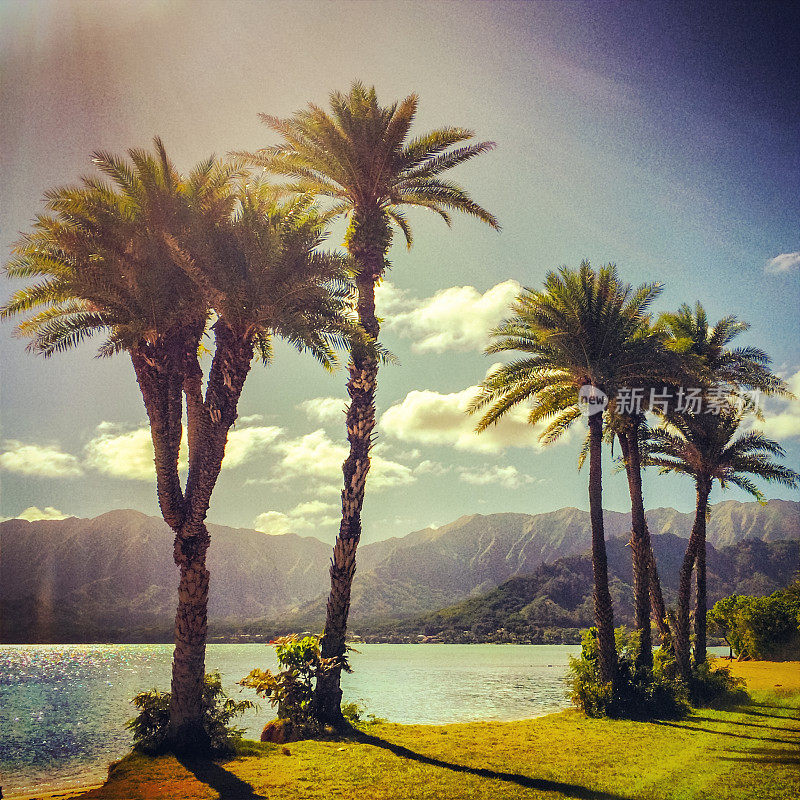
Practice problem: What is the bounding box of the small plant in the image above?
[239,634,349,738]
[689,660,748,707]
[567,627,689,719]
[128,671,255,755]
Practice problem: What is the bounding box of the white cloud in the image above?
[84,424,173,480]
[268,429,414,492]
[298,397,346,424]
[253,511,292,536]
[380,385,567,453]
[15,506,70,521]
[84,421,282,480]
[457,464,536,489]
[376,280,521,353]
[0,441,83,478]
[224,425,283,467]
[765,252,800,274]
[414,459,451,476]
[253,499,341,536]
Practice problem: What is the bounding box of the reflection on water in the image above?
[0,643,581,795]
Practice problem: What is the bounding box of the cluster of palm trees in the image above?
[4,83,796,753]
[470,265,798,685]
[2,83,498,749]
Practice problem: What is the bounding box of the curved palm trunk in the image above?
[648,544,671,645]
[315,251,382,727]
[588,412,617,684]
[674,477,710,682]
[136,324,253,753]
[693,532,707,666]
[618,427,652,669]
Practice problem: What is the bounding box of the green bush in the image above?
[239,634,348,737]
[708,582,800,660]
[689,660,748,707]
[128,671,255,755]
[567,627,689,720]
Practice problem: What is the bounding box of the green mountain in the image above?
[1,499,797,642]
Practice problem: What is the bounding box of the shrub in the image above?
[239,634,348,737]
[567,627,689,720]
[689,660,748,707]
[128,671,255,755]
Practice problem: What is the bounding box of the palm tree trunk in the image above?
[618,427,652,669]
[693,530,707,666]
[674,477,710,682]
[647,544,671,645]
[588,412,617,684]
[167,522,211,752]
[315,259,381,727]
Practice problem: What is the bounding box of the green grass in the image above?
[75,687,799,800]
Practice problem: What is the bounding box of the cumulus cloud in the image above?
[224,425,284,467]
[84,421,282,480]
[15,506,70,521]
[376,280,521,353]
[253,510,292,536]
[758,370,800,440]
[765,252,800,274]
[0,441,83,478]
[457,464,536,489]
[414,459,451,476]
[298,396,347,424]
[253,499,340,535]
[380,384,566,453]
[268,429,414,492]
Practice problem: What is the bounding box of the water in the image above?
[0,643,581,796]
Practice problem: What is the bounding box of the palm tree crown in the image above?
[235,81,499,267]
[645,410,799,501]
[470,261,670,441]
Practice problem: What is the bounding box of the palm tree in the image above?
[645,410,798,680]
[470,262,670,683]
[2,143,352,751]
[653,303,793,678]
[238,82,499,725]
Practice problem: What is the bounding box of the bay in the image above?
[1,643,715,796]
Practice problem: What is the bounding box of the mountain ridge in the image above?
[1,499,797,642]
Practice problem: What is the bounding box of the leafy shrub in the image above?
[689,660,748,707]
[567,627,689,720]
[239,634,348,737]
[341,700,385,727]
[128,671,255,755]
[708,583,800,660]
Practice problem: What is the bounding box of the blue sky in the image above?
[1,0,798,541]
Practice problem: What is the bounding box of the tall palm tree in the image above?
[470,262,670,683]
[653,303,793,678]
[645,410,798,680]
[2,143,352,751]
[238,82,499,725]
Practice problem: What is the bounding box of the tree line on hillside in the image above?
[3,82,798,752]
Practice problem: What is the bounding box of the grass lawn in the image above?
[62,663,799,800]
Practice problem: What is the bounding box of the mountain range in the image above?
[1,499,797,642]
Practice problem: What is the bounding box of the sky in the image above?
[1,0,798,543]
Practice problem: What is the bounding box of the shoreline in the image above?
[5,660,797,799]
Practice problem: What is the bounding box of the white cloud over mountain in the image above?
[0,441,84,478]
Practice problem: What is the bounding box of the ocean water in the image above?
[0,642,582,796]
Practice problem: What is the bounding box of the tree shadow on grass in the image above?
[719,747,800,767]
[691,715,800,733]
[351,730,630,800]
[651,720,798,745]
[732,707,800,721]
[177,756,266,800]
